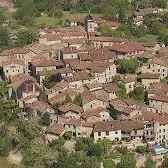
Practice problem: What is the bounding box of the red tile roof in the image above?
[102,83,119,93]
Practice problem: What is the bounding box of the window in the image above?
[106,131,109,136]
[158,69,160,72]
[98,132,101,136]
[129,85,132,88]
[146,131,149,135]
[163,135,165,139]
[115,131,118,134]
[159,129,161,133]
[163,129,165,132]
[6,70,8,73]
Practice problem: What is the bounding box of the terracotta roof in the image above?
[62,47,78,54]
[45,123,65,135]
[82,107,108,119]
[150,94,168,103]
[149,57,168,67]
[12,47,29,54]
[82,91,96,105]
[64,71,93,82]
[58,102,83,114]
[109,42,145,53]
[65,118,82,127]
[139,73,160,79]
[102,83,119,93]
[94,120,144,132]
[2,58,25,66]
[62,38,87,45]
[122,77,135,83]
[66,16,85,23]
[78,52,92,61]
[32,59,64,67]
[147,82,168,95]
[89,36,126,43]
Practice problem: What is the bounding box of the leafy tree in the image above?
[136,146,149,154]
[0,7,6,23]
[15,0,37,26]
[0,81,9,100]
[73,94,82,106]
[145,156,156,168]
[129,86,145,103]
[87,143,103,157]
[98,139,112,155]
[51,136,65,150]
[0,27,9,47]
[63,131,72,140]
[0,136,12,156]
[99,25,113,36]
[56,149,78,168]
[116,58,139,74]
[120,153,136,168]
[117,83,127,99]
[81,156,100,168]
[17,29,37,46]
[53,102,62,114]
[103,6,117,21]
[118,8,127,24]
[103,159,116,168]
[39,112,50,126]
[49,5,64,18]
[43,75,55,89]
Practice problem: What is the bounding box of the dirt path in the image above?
[7,149,23,165]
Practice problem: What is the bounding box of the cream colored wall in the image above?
[4,64,24,77]
[125,81,135,94]
[149,99,168,114]
[86,116,101,123]
[63,53,78,59]
[94,130,122,142]
[64,111,81,119]
[142,78,160,89]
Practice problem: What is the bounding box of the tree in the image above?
[0,7,6,23]
[98,139,112,155]
[81,156,100,168]
[136,146,149,154]
[129,86,145,103]
[116,58,139,74]
[118,8,127,24]
[40,112,50,126]
[87,143,103,157]
[103,159,116,168]
[51,136,65,150]
[53,102,62,114]
[0,27,9,47]
[17,29,37,46]
[73,94,82,106]
[103,6,117,21]
[0,81,9,100]
[117,83,127,99]
[0,136,12,156]
[145,156,156,168]
[120,153,136,168]
[43,75,55,89]
[49,5,64,18]
[63,132,72,140]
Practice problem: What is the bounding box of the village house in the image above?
[82,107,110,123]
[138,73,160,89]
[64,118,93,138]
[109,42,146,59]
[36,68,73,86]
[0,50,13,65]
[141,57,168,79]
[99,21,121,30]
[142,41,164,51]
[133,8,162,25]
[25,101,54,118]
[45,123,66,142]
[109,98,140,120]
[30,58,64,76]
[89,36,126,48]
[57,102,83,123]
[101,83,119,101]
[66,16,84,27]
[82,91,107,112]
[122,77,135,94]
[60,47,78,60]
[2,58,25,77]
[93,120,144,142]
[149,94,168,114]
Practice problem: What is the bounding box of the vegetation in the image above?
[145,156,156,168]
[136,146,149,154]
[117,83,127,99]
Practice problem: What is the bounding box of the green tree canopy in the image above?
[145,156,156,168]
[120,153,136,168]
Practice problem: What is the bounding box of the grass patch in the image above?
[133,34,159,42]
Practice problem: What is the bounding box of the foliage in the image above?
[0,101,21,123]
[0,27,9,48]
[120,153,136,168]
[116,147,129,155]
[136,146,149,154]
[75,137,94,152]
[0,81,9,99]
[116,58,139,74]
[53,102,62,114]
[48,5,64,18]
[73,94,82,106]
[129,86,145,103]
[103,158,116,168]
[87,143,103,157]
[0,7,6,23]
[63,131,72,140]
[51,136,65,150]
[145,156,156,168]
[39,112,50,126]
[98,139,112,155]
[81,156,100,168]
[0,136,12,156]
[117,83,127,99]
